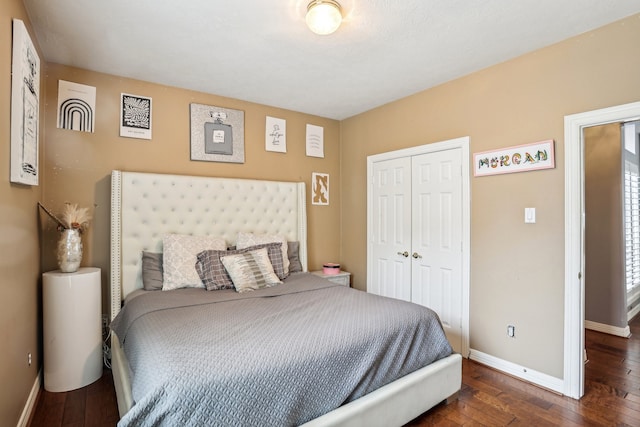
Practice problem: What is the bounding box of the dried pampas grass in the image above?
[38,202,91,233]
[61,203,91,232]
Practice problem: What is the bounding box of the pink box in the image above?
[323,263,341,275]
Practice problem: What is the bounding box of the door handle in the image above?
[397,251,409,258]
[412,252,422,259]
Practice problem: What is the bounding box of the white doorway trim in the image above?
[366,136,470,358]
[564,101,640,399]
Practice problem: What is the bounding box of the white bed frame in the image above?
[109,170,461,426]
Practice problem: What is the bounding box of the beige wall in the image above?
[0,1,43,424]
[40,64,342,316]
[341,14,640,379]
[584,124,625,328]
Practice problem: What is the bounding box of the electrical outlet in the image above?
[27,352,32,366]
[507,325,515,338]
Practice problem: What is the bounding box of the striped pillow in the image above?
[220,247,282,293]
[196,242,285,291]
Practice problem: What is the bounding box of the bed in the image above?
[109,170,462,426]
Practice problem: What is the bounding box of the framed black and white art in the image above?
[266,116,286,153]
[120,93,152,140]
[57,80,96,133]
[10,19,40,185]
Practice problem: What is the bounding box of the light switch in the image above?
[525,207,536,224]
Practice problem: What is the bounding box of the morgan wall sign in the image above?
[474,139,555,177]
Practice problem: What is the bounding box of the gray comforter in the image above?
[110,273,452,426]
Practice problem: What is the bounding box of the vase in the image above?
[57,228,83,273]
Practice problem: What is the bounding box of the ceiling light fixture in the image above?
[306,0,343,35]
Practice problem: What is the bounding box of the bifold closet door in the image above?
[411,149,463,352]
[369,147,464,353]
[370,156,412,301]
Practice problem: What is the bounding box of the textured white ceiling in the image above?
[22,0,640,120]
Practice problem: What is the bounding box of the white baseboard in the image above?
[584,320,631,338]
[17,369,41,427]
[469,349,564,395]
[628,304,640,322]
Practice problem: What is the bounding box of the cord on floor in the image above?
[103,326,112,369]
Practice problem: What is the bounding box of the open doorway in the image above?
[583,122,640,338]
[564,101,640,399]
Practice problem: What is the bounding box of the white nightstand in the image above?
[311,270,351,287]
[43,267,103,392]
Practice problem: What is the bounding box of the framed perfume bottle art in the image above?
[190,103,244,163]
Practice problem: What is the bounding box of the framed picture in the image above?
[190,103,244,163]
[306,124,324,158]
[57,80,96,133]
[10,19,41,186]
[312,172,329,205]
[474,139,555,177]
[120,93,152,139]
[266,116,286,153]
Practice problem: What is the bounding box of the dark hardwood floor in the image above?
[28,370,119,427]
[29,316,640,426]
[409,314,640,426]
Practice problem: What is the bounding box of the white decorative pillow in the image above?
[236,232,290,274]
[220,247,282,293]
[162,234,226,291]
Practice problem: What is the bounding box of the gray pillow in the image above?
[231,242,301,271]
[287,241,303,273]
[141,251,163,291]
[196,242,286,291]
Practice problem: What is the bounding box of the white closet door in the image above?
[411,149,463,352]
[370,157,412,301]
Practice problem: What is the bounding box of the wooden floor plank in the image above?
[61,388,86,426]
[84,372,120,427]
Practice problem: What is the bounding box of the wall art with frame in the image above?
[306,124,324,158]
[265,116,286,153]
[57,80,96,133]
[120,93,152,139]
[312,172,329,205]
[473,139,555,177]
[190,103,245,163]
[10,19,41,186]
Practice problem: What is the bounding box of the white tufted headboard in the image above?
[110,170,308,320]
